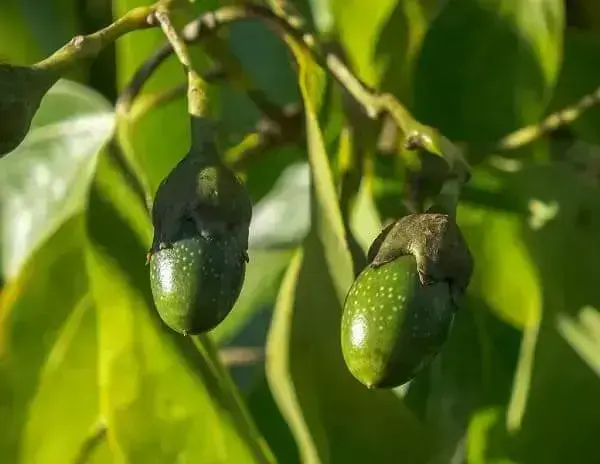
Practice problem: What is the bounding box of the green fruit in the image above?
[148,116,252,335]
[341,255,455,389]
[0,63,58,156]
[149,221,246,335]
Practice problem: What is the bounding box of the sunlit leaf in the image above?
[466,407,515,464]
[557,306,600,378]
[0,79,115,281]
[458,164,542,330]
[84,149,274,463]
[0,217,100,463]
[265,42,435,463]
[248,163,310,249]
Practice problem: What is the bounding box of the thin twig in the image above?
[139,4,468,176]
[34,6,156,73]
[124,67,226,121]
[116,6,288,121]
[494,86,600,152]
[219,346,265,366]
[72,420,107,464]
[154,8,207,117]
[227,102,304,170]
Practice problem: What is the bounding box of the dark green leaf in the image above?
[331,0,437,102]
[499,162,600,464]
[413,0,564,146]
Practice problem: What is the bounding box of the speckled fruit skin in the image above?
[341,255,455,389]
[149,232,246,335]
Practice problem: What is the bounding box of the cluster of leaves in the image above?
[3,0,600,463]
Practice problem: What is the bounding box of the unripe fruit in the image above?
[0,64,58,156]
[149,220,246,335]
[341,209,473,388]
[341,255,454,388]
[148,118,252,335]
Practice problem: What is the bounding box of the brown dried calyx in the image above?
[367,206,474,304]
[0,63,59,157]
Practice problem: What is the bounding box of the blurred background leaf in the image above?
[413,0,564,148]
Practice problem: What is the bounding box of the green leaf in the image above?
[348,177,383,254]
[248,163,310,249]
[413,0,564,146]
[403,295,521,463]
[0,81,113,464]
[297,50,353,299]
[467,407,516,464]
[0,1,53,62]
[0,217,101,463]
[18,0,79,58]
[557,306,600,379]
[331,0,436,102]
[85,148,274,463]
[498,162,600,464]
[246,369,300,464]
[0,79,115,281]
[457,164,542,330]
[267,234,435,463]
[20,292,100,463]
[265,44,435,463]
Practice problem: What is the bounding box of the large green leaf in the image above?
[0,217,105,464]
[246,368,300,464]
[400,161,537,462]
[84,145,274,463]
[0,79,115,282]
[0,1,55,63]
[403,295,521,463]
[267,234,435,463]
[0,80,115,464]
[265,42,435,463]
[413,0,564,146]
[500,162,600,464]
[457,164,542,330]
[331,0,436,102]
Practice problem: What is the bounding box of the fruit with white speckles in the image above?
[341,255,454,389]
[148,116,252,335]
[341,209,472,389]
[149,220,246,335]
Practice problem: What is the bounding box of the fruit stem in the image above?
[154,9,208,118]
